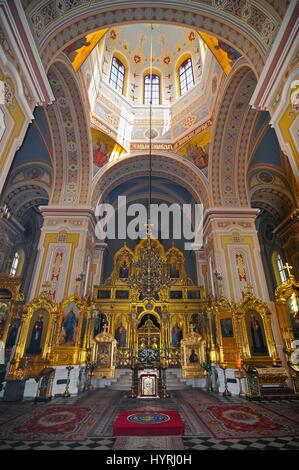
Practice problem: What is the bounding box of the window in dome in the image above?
[277,254,287,283]
[10,251,20,277]
[144,74,160,105]
[109,56,125,95]
[179,58,195,96]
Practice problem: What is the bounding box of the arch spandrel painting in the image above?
[91,128,127,176]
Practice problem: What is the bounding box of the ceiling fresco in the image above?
[64,24,242,180]
[91,128,127,177]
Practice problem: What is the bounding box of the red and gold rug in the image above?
[113,411,185,436]
[0,405,99,441]
[191,404,299,438]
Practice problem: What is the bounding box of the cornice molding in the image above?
[0,0,54,106]
[250,0,299,110]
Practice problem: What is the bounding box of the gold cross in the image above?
[284,263,293,278]
[244,283,254,294]
[42,281,51,294]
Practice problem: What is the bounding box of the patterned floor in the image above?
[0,436,298,450]
[0,388,299,450]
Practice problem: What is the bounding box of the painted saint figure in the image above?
[27,315,44,355]
[170,263,180,279]
[63,308,78,344]
[119,261,129,279]
[6,321,19,348]
[115,323,126,348]
[171,322,183,348]
[250,314,267,355]
[189,349,199,363]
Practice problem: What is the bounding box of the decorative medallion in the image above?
[127,413,170,425]
[258,171,273,184]
[145,129,158,139]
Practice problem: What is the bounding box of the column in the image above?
[92,241,107,286]
[194,248,208,289]
[0,216,23,272]
[204,208,285,364]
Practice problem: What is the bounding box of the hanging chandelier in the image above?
[127,225,171,298]
[128,25,172,299]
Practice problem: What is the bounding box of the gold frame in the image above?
[52,295,92,365]
[181,332,206,378]
[234,293,280,366]
[7,292,58,379]
[275,275,299,351]
[93,331,117,379]
[213,296,240,368]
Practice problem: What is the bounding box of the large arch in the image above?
[45,57,92,205]
[209,63,258,207]
[91,152,210,209]
[23,1,287,77]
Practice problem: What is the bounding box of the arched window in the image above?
[277,254,287,283]
[10,251,20,277]
[109,56,125,94]
[144,74,160,105]
[178,58,195,96]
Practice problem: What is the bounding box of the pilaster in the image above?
[29,206,97,302]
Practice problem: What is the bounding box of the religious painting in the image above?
[191,313,205,335]
[188,290,200,299]
[186,144,208,169]
[177,129,211,170]
[199,32,242,75]
[288,296,299,340]
[65,30,108,71]
[93,312,108,338]
[50,250,64,283]
[26,310,49,356]
[220,318,234,338]
[170,290,183,299]
[115,322,127,348]
[0,302,9,339]
[97,289,111,299]
[91,128,126,176]
[140,375,157,397]
[236,253,247,282]
[246,311,268,356]
[188,348,199,363]
[0,289,12,300]
[119,261,129,279]
[171,322,183,348]
[169,262,180,279]
[6,318,20,349]
[235,251,251,298]
[97,342,111,368]
[115,290,129,299]
[59,301,80,346]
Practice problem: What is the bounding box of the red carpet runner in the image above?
[113,411,185,436]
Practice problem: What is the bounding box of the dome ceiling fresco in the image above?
[64,24,243,180]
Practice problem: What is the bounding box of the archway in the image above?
[210,64,258,207]
[92,152,210,209]
[23,1,287,76]
[45,58,92,205]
